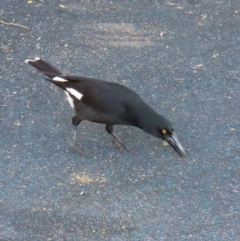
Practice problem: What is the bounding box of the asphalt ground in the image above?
[1,0,240,240]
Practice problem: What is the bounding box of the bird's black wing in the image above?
[62,75,143,114]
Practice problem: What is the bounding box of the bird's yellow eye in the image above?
[162,129,167,135]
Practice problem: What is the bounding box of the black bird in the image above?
[25,57,185,157]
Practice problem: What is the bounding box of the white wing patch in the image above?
[66,88,83,100]
[53,77,68,82]
[64,91,74,108]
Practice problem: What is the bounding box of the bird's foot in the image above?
[111,133,136,153]
[67,139,90,155]
[111,133,124,145]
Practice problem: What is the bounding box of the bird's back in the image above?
[62,76,147,126]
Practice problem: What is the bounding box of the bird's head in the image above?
[143,116,186,158]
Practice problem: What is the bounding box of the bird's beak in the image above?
[165,131,186,158]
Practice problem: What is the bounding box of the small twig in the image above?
[0,104,7,107]
[0,20,29,29]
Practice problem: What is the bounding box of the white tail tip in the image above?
[25,57,41,64]
[25,59,32,64]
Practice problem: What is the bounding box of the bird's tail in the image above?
[25,57,62,79]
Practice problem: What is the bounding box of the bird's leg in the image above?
[73,126,77,141]
[105,124,125,146]
[68,115,90,155]
[72,115,83,142]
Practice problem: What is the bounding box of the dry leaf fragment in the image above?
[160,31,167,37]
[212,53,219,58]
[166,2,176,6]
[59,4,67,9]
[194,64,203,69]
[163,141,169,146]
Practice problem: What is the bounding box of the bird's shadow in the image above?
[67,138,137,157]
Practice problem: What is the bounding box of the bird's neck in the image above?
[135,104,162,130]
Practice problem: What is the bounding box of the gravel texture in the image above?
[1,0,240,240]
